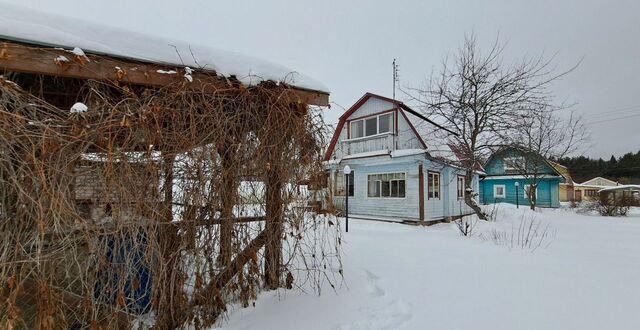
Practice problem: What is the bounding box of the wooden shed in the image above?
[0,3,329,329]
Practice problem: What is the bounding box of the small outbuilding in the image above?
[598,185,640,204]
[0,3,329,329]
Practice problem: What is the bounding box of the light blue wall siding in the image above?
[429,165,477,219]
[423,160,475,220]
[480,178,561,208]
[330,155,478,220]
[333,159,421,219]
[354,97,395,116]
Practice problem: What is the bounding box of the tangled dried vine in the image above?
[0,73,341,329]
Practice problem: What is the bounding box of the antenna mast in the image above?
[392,59,399,100]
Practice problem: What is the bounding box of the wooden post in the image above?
[155,153,183,329]
[264,164,284,290]
[218,145,236,267]
[419,164,425,221]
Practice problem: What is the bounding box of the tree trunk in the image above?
[530,184,537,210]
[464,169,487,220]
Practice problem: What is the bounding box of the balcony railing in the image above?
[339,133,394,157]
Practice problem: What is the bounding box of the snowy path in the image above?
[215,206,640,330]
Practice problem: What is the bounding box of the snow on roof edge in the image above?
[0,2,329,93]
[598,185,640,192]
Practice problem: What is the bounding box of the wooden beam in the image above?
[195,228,269,307]
[0,41,329,106]
[419,164,425,221]
[264,168,284,290]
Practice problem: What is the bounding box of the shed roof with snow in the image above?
[0,2,328,105]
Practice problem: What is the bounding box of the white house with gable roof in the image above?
[324,93,479,222]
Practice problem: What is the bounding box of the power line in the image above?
[585,113,640,125]
[581,106,640,119]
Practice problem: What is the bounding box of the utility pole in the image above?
[392,59,399,100]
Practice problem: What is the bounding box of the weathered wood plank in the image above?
[0,41,329,106]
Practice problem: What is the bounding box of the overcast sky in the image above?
[7,0,640,159]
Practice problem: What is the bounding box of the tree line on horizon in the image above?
[556,150,640,184]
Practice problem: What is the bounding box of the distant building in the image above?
[598,185,640,203]
[479,147,569,208]
[573,177,619,202]
[324,93,479,222]
[555,163,576,202]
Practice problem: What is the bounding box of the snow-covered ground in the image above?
[215,204,640,330]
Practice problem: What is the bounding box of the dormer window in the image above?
[349,112,394,139]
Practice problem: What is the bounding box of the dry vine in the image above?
[0,73,341,329]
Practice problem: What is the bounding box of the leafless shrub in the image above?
[576,201,598,214]
[596,194,633,216]
[480,214,555,251]
[569,199,579,209]
[455,216,477,236]
[484,203,502,222]
[0,73,341,329]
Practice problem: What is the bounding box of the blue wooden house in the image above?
[479,147,568,208]
[324,93,479,222]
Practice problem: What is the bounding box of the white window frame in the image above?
[378,113,393,134]
[348,112,395,139]
[365,117,378,137]
[349,120,364,139]
[494,184,506,198]
[523,184,538,199]
[457,176,465,200]
[366,172,406,199]
[428,171,440,200]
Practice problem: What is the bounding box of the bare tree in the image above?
[502,110,587,210]
[408,34,576,219]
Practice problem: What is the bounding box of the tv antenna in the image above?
[393,59,400,100]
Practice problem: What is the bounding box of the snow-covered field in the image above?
[215,204,640,330]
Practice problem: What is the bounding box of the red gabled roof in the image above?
[324,93,451,161]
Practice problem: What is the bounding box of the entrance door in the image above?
[575,190,582,202]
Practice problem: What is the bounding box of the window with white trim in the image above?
[457,176,465,199]
[367,173,405,198]
[350,120,364,139]
[378,113,393,134]
[349,113,395,138]
[365,117,377,136]
[494,184,506,198]
[428,171,440,199]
